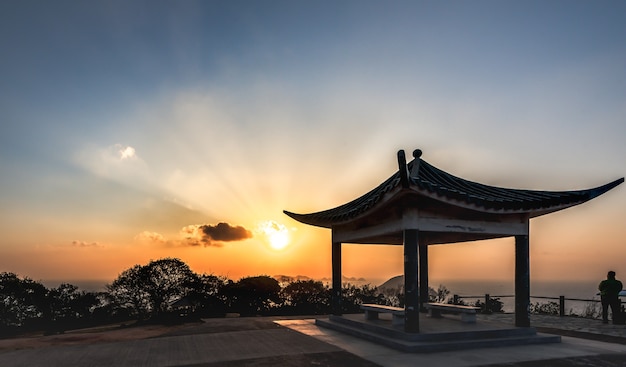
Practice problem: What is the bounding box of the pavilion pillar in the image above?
[515,235,530,327]
[404,229,420,333]
[331,241,342,316]
[419,243,429,312]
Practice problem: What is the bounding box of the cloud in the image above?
[202,222,252,241]
[180,222,252,247]
[134,223,252,248]
[100,143,141,164]
[74,143,149,184]
[119,145,136,160]
[71,240,103,248]
[134,231,167,244]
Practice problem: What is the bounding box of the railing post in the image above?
[559,296,565,317]
[484,294,490,313]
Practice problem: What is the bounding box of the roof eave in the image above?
[284,177,624,227]
[282,210,333,228]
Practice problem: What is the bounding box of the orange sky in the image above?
[2,177,623,288]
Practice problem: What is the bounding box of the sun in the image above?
[257,220,290,250]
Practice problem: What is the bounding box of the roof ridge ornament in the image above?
[410,149,422,178]
[397,150,410,188]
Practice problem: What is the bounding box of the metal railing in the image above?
[453,293,605,317]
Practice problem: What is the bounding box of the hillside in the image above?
[377,275,403,294]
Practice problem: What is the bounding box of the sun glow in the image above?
[257,220,290,250]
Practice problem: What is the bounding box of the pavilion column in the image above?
[515,235,530,327]
[404,229,420,333]
[419,243,429,312]
[332,241,342,316]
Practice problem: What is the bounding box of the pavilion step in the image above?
[316,317,561,353]
[324,314,537,342]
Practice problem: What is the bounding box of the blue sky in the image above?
[1,1,625,284]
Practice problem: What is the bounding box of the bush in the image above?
[0,272,48,333]
[473,297,504,314]
[221,276,281,316]
[280,280,330,315]
[342,284,384,313]
[577,301,601,319]
[429,285,450,303]
[530,301,559,315]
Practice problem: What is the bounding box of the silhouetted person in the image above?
[599,271,623,324]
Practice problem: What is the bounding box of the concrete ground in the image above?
[2,314,626,366]
[280,315,626,367]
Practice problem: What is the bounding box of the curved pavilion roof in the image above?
[284,150,624,229]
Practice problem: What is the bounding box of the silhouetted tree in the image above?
[45,283,100,333]
[222,276,281,316]
[107,264,151,320]
[107,258,199,321]
[48,283,80,321]
[91,291,125,324]
[342,284,383,313]
[188,274,228,317]
[0,272,48,335]
[281,280,330,315]
[141,258,199,319]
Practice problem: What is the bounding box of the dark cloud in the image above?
[200,222,252,241]
[180,222,252,247]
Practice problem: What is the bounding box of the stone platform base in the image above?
[316,314,561,353]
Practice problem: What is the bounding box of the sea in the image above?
[430,278,603,315]
[43,279,110,292]
[364,277,603,316]
[44,277,604,316]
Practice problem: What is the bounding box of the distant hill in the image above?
[377,275,404,294]
[274,274,372,286]
[273,275,313,283]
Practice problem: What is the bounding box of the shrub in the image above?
[530,301,559,315]
[578,301,601,319]
[279,280,330,315]
[473,297,504,314]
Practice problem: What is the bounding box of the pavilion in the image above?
[284,149,623,335]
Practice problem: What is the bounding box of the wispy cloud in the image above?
[74,143,150,183]
[133,231,167,245]
[71,240,103,248]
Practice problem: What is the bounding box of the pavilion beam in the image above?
[404,229,420,333]
[331,241,342,316]
[333,216,528,244]
[419,243,429,312]
[515,235,530,327]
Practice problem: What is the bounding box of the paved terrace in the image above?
[3,313,626,366]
